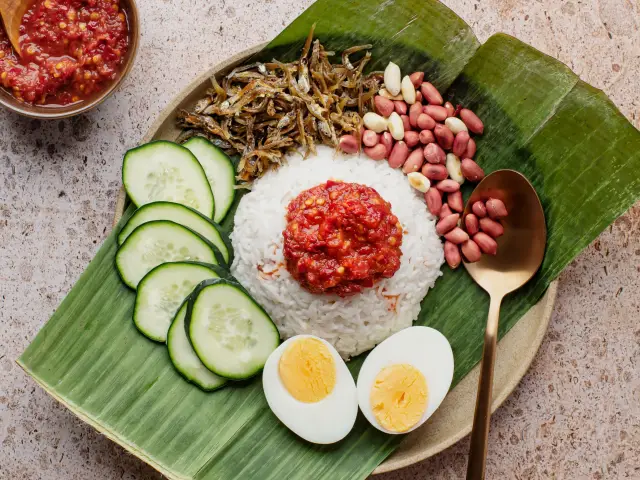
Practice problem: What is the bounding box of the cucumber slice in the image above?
[186,279,280,380]
[183,137,236,223]
[115,221,222,289]
[134,261,222,342]
[123,141,215,218]
[168,298,228,392]
[118,202,233,264]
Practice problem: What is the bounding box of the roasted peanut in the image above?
[409,71,424,88]
[407,172,430,192]
[388,112,405,140]
[424,188,442,216]
[440,203,453,218]
[444,116,468,135]
[400,114,411,132]
[378,88,404,101]
[388,140,410,168]
[460,158,485,182]
[460,108,484,134]
[420,81,443,105]
[465,213,479,235]
[338,134,359,154]
[444,101,455,117]
[394,100,408,115]
[436,179,461,193]
[446,153,465,184]
[434,124,454,150]
[404,130,420,148]
[448,191,464,212]
[364,144,387,160]
[415,91,423,103]
[444,227,469,244]
[479,217,504,237]
[461,239,482,262]
[423,142,446,164]
[417,113,436,130]
[472,200,487,218]
[409,102,422,128]
[384,62,402,96]
[486,198,508,218]
[422,163,448,181]
[374,95,395,117]
[362,130,379,147]
[444,240,462,269]
[436,213,460,235]
[363,112,388,132]
[423,105,448,122]
[464,137,477,158]
[380,132,394,157]
[452,131,470,158]
[419,129,435,145]
[402,148,424,173]
[401,76,416,104]
[474,232,497,255]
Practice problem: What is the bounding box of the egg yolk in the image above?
[279,338,336,403]
[370,364,428,432]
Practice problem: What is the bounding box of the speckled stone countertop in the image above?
[1,0,638,478]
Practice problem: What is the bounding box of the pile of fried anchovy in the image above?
[177,26,382,183]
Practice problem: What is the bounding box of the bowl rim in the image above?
[0,0,140,119]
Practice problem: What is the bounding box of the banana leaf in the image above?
[18,0,640,479]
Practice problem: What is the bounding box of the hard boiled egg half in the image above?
[357,326,454,434]
[262,335,358,444]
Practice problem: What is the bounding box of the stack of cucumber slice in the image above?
[122,136,236,221]
[116,137,279,391]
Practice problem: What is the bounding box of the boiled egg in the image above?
[262,335,358,444]
[356,326,454,434]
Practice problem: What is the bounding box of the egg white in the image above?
[356,326,454,434]
[262,335,358,444]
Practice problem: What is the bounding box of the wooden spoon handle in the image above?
[466,294,503,480]
[1,0,32,55]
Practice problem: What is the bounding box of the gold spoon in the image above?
[0,0,30,56]
[464,169,546,480]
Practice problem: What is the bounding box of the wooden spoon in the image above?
[463,170,546,479]
[0,0,31,56]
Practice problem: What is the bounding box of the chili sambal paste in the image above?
[283,180,403,297]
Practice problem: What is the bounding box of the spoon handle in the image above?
[466,294,503,480]
[1,0,30,55]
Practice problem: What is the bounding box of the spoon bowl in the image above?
[463,169,547,296]
[464,169,546,480]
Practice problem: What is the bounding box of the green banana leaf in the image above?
[18,0,640,479]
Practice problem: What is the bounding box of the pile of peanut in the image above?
[440,197,508,268]
[338,61,496,269]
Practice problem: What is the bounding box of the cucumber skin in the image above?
[122,140,215,218]
[183,136,237,223]
[115,220,228,290]
[132,261,226,342]
[181,261,234,281]
[117,201,234,264]
[167,295,228,392]
[185,278,280,381]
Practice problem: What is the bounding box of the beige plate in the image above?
[113,44,557,475]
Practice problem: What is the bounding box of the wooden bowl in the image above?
[112,43,558,475]
[0,0,140,119]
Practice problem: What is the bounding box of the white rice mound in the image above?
[230,146,444,359]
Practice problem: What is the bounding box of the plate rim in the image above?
[111,43,557,476]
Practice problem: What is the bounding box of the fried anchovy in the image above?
[178,27,382,182]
